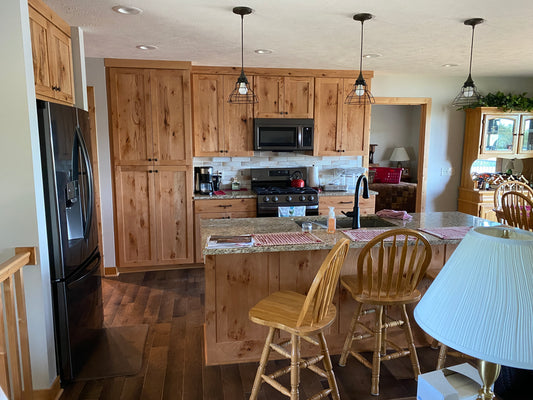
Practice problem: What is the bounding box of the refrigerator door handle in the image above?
[75,126,94,240]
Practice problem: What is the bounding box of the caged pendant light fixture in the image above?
[345,13,375,105]
[228,6,258,104]
[452,18,484,107]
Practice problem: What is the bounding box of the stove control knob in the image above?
[286,195,293,202]
[299,195,306,201]
[272,196,279,202]
[308,195,316,201]
[263,196,270,202]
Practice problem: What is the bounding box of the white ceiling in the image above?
[44,0,533,77]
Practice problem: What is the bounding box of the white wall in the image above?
[1,0,57,389]
[372,73,533,211]
[85,58,116,269]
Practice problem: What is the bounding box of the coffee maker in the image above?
[195,166,213,195]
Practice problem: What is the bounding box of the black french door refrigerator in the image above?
[37,100,103,384]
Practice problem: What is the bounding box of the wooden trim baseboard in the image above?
[104,266,119,276]
[33,376,62,400]
[117,263,204,274]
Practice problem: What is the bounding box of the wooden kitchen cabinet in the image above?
[194,198,256,262]
[29,0,74,105]
[114,165,194,267]
[191,73,254,156]
[458,107,533,220]
[314,77,370,156]
[318,195,375,216]
[253,75,314,118]
[107,67,192,165]
[106,59,194,268]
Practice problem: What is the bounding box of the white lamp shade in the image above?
[414,226,533,369]
[390,147,410,162]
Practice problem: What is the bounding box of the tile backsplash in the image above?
[193,152,364,189]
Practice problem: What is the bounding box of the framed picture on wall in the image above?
[402,168,411,178]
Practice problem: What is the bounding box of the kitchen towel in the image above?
[418,226,472,240]
[253,232,322,246]
[376,209,412,220]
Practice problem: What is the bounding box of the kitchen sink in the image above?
[295,216,397,230]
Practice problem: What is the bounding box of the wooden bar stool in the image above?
[493,182,533,223]
[248,238,351,400]
[501,191,533,231]
[338,229,432,396]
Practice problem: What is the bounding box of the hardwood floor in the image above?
[59,269,462,400]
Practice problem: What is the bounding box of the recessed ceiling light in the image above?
[136,45,157,50]
[112,5,143,15]
[442,63,459,68]
[255,49,272,54]
[363,53,381,59]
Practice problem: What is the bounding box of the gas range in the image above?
[251,168,319,217]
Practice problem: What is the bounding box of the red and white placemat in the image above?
[342,229,404,242]
[418,226,472,240]
[253,232,322,246]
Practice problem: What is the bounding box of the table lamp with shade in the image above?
[414,226,533,400]
[390,146,410,168]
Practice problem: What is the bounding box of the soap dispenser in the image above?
[327,206,336,234]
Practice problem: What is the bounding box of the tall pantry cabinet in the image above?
[106,60,194,268]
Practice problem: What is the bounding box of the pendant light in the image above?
[228,6,258,104]
[345,13,375,105]
[452,18,484,107]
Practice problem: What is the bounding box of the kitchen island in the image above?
[201,212,497,365]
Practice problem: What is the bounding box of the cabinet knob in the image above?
[154,170,158,173]
[154,158,158,161]
[148,158,152,161]
[148,170,153,173]
[219,150,224,153]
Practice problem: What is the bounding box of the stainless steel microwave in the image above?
[254,118,314,151]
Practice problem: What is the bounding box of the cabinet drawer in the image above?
[194,198,256,213]
[319,195,375,215]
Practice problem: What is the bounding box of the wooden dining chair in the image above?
[501,191,533,230]
[338,229,432,396]
[248,238,351,400]
[493,181,533,223]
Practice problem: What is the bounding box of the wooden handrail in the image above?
[0,247,37,400]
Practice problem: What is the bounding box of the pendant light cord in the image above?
[359,20,364,73]
[240,14,245,73]
[468,24,475,76]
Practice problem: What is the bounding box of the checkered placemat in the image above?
[342,229,404,242]
[418,226,472,240]
[253,232,323,246]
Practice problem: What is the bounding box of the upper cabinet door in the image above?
[108,68,153,165]
[253,76,314,118]
[29,7,54,99]
[284,77,314,118]
[223,75,254,156]
[150,69,192,165]
[192,74,225,156]
[47,24,74,104]
[480,115,519,154]
[518,114,533,154]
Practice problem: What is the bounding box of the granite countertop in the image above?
[201,211,497,255]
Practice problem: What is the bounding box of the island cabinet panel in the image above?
[314,77,369,156]
[204,244,448,365]
[318,195,375,216]
[29,0,75,105]
[253,76,314,118]
[192,74,253,156]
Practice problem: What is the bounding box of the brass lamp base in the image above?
[477,360,501,400]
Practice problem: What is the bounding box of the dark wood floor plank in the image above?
[59,268,447,400]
